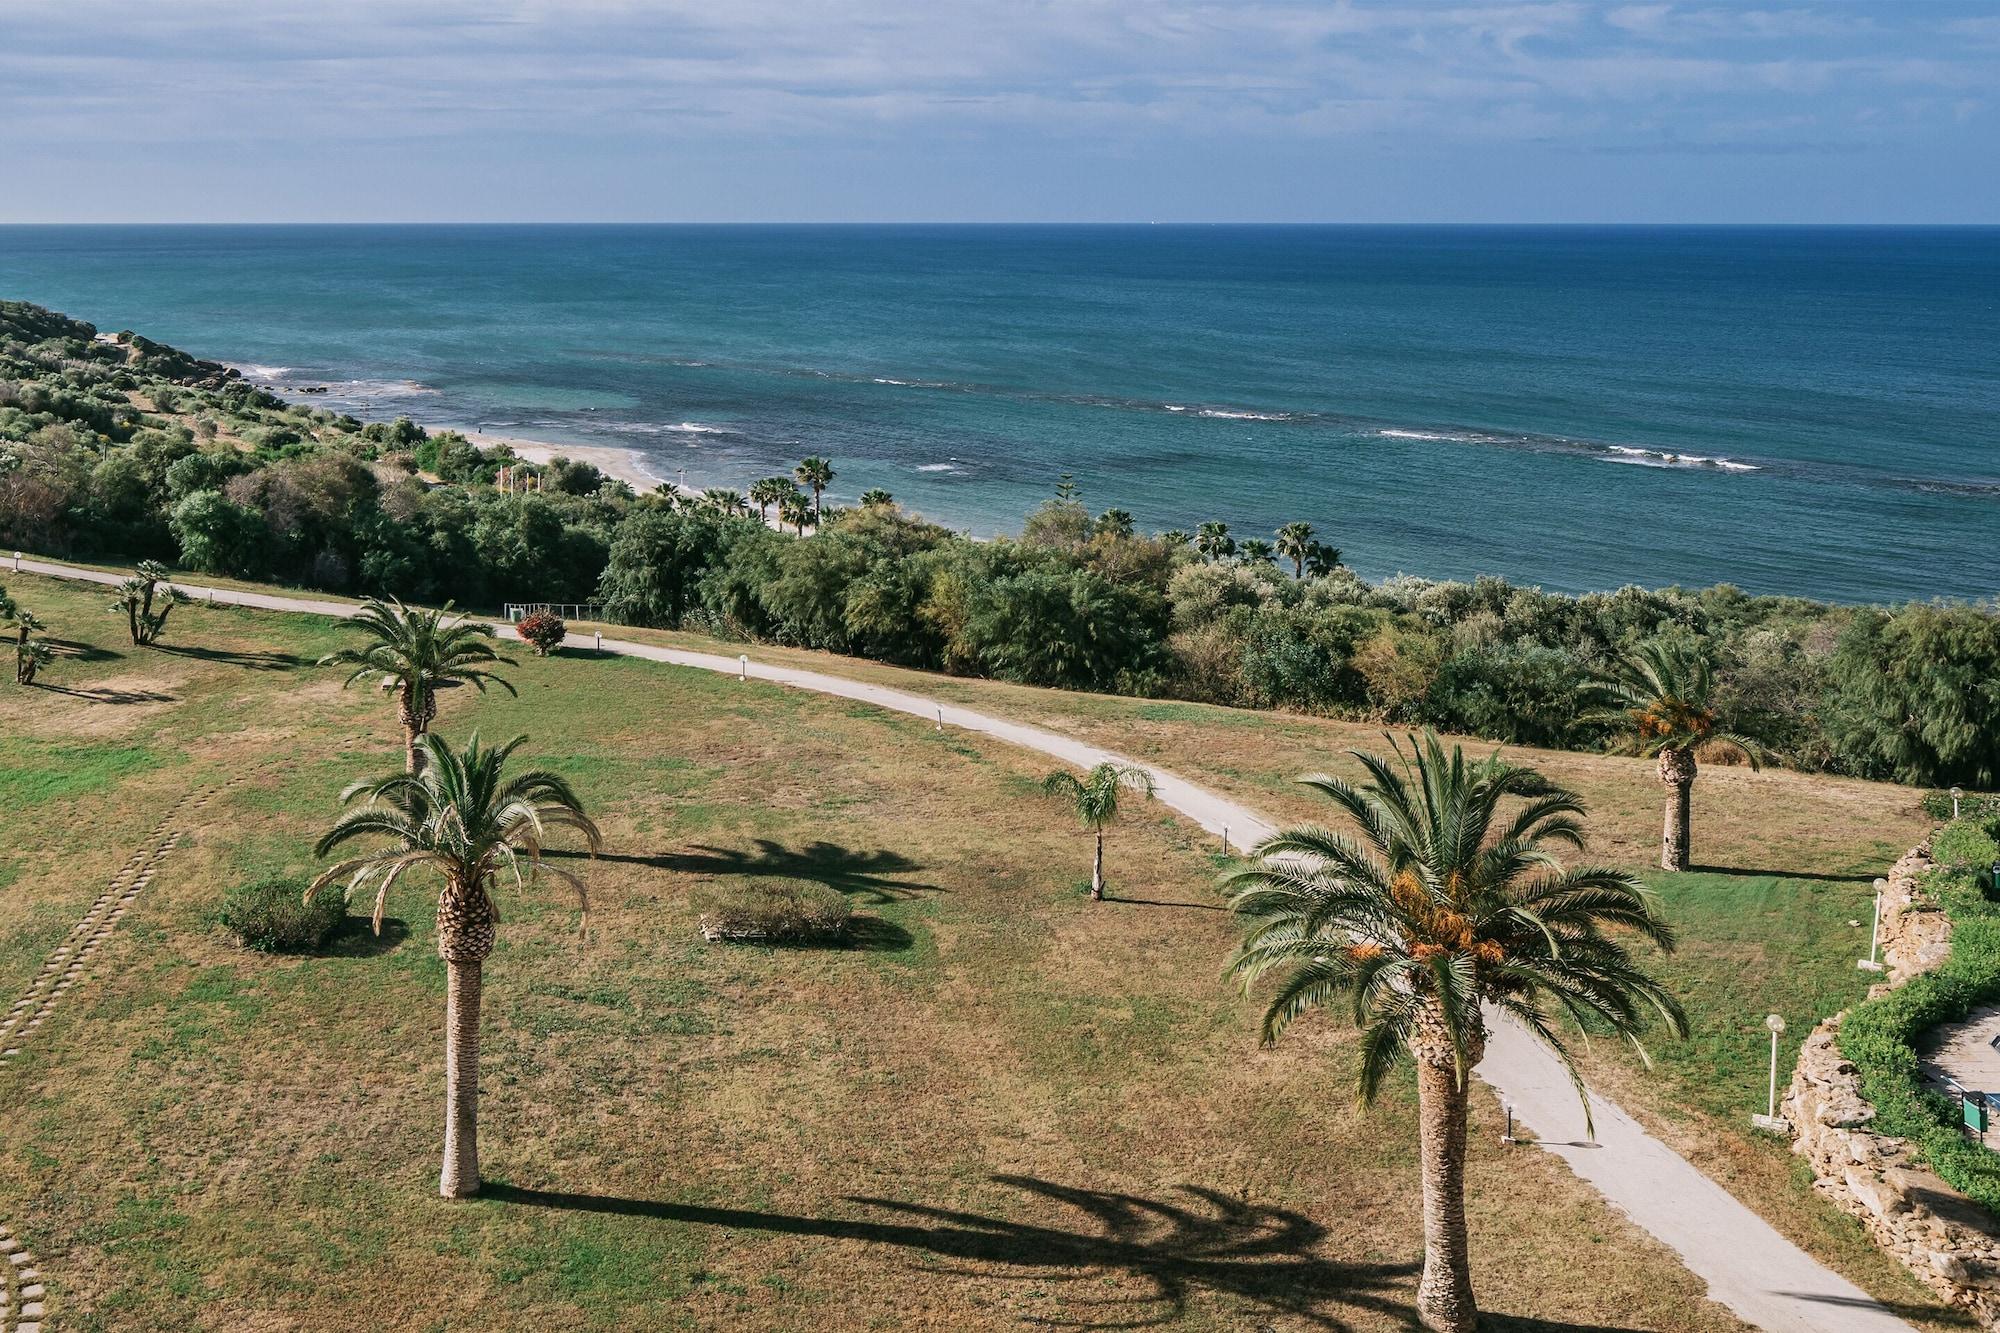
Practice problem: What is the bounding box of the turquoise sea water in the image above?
[1,224,1995,603]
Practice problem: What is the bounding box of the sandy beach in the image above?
[443,427,673,493]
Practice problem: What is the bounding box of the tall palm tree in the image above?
[779,489,814,536]
[1041,762,1156,900]
[1587,640,1762,871]
[1225,733,1684,1333]
[310,733,600,1199]
[795,456,835,521]
[1275,521,1316,578]
[749,475,795,523]
[319,598,517,773]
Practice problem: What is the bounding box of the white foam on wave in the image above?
[669,422,729,435]
[1198,408,1291,421]
[916,462,960,473]
[232,362,295,379]
[1378,428,1463,442]
[1602,444,1760,472]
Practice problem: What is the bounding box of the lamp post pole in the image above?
[1752,1014,1788,1132]
[1858,878,1885,972]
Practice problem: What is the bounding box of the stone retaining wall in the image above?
[1783,843,2000,1329]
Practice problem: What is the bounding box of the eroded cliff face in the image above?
[1784,844,2000,1329]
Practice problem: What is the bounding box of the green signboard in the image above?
[1966,1097,1990,1133]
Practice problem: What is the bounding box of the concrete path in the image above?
[12,557,1920,1332]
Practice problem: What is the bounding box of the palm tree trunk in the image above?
[440,957,483,1198]
[1091,829,1104,900]
[399,684,434,775]
[1659,747,1696,872]
[1414,1049,1479,1333]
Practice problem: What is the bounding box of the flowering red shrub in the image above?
[517,610,567,656]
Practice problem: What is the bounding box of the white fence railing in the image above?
[503,602,603,624]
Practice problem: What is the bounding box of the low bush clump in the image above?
[693,879,852,943]
[517,610,566,656]
[1920,789,2000,824]
[1840,818,2000,1217]
[219,876,346,953]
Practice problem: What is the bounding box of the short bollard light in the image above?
[1952,786,1964,820]
[593,630,602,654]
[1500,1101,1518,1145]
[1858,878,1885,972]
[738,653,748,681]
[10,551,18,573]
[935,705,942,732]
[1752,1013,1789,1134]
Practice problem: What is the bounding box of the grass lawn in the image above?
[0,569,1798,1331]
[546,618,1955,1322]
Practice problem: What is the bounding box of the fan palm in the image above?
[319,598,517,773]
[109,560,187,646]
[1586,639,1762,871]
[310,732,600,1198]
[1225,733,1684,1333]
[749,475,796,523]
[1275,521,1315,578]
[795,456,835,521]
[1,587,50,685]
[703,487,748,516]
[1041,762,1156,900]
[1095,508,1135,539]
[1238,538,1276,566]
[1194,521,1235,562]
[779,489,814,535]
[858,488,896,508]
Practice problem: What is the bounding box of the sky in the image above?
[3,0,1998,223]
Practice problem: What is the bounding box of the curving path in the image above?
[13,557,1918,1332]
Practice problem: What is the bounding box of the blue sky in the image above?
[3,1,1997,222]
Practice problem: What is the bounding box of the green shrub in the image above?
[219,876,345,953]
[693,879,852,943]
[1932,819,2000,873]
[1839,823,2000,1217]
[1919,789,2000,823]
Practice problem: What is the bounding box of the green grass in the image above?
[0,738,165,805]
[0,566,1958,1330]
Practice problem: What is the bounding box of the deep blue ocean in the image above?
[2,224,1995,603]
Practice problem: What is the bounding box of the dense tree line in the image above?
[5,298,1996,788]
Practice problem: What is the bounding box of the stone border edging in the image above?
[1783,843,2000,1328]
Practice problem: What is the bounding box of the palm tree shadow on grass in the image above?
[484,1174,1414,1329]
[153,643,301,670]
[30,681,176,705]
[43,637,123,664]
[322,916,411,958]
[554,839,942,904]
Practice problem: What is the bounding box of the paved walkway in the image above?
[13,557,1920,1332]
[1924,1003,2000,1100]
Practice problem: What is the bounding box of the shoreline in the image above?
[434,425,673,494]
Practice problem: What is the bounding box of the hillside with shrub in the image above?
[4,297,1997,787]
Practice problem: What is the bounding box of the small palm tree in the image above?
[1226,733,1684,1333]
[0,587,50,685]
[319,599,517,773]
[1194,521,1235,562]
[1275,521,1315,578]
[749,475,796,523]
[1096,508,1135,539]
[1041,762,1156,900]
[109,560,187,646]
[1160,529,1191,548]
[1304,541,1342,578]
[310,732,600,1199]
[1239,538,1276,566]
[858,488,896,508]
[702,487,748,517]
[796,456,835,521]
[1587,639,1762,871]
[779,489,814,536]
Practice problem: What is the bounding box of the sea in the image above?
[2,224,1995,604]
